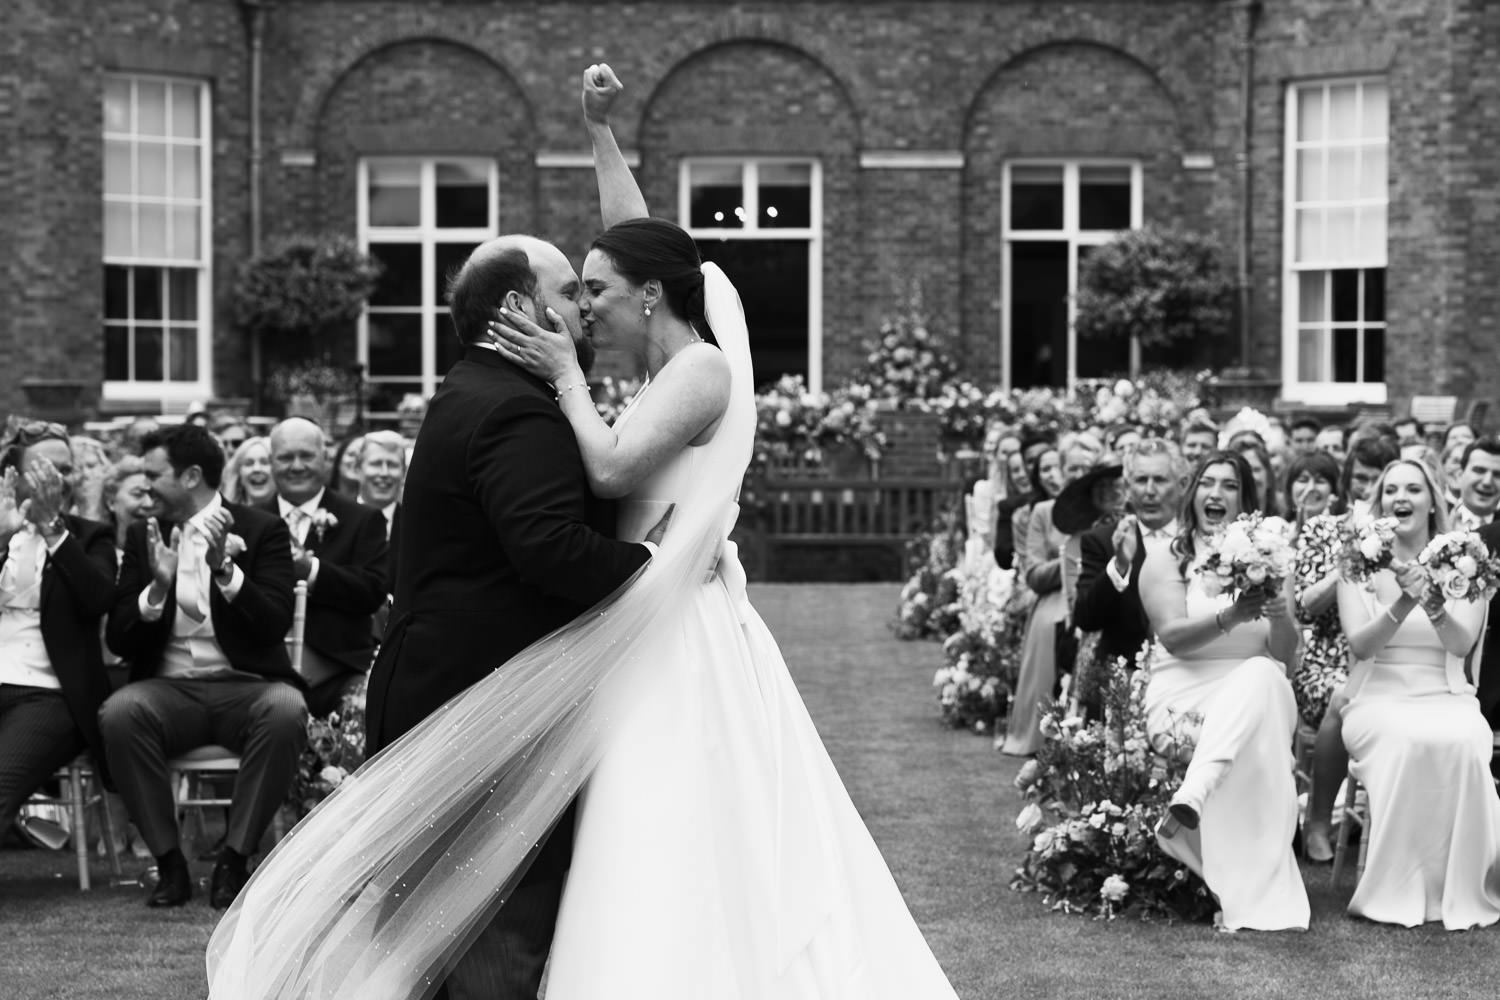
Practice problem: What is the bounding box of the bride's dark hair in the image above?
[591,218,717,345]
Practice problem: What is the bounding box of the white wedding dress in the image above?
[205,265,958,999]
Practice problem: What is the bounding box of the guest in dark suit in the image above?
[365,235,661,1000]
[0,424,118,833]
[100,424,303,909]
[356,430,407,542]
[1073,439,1187,671]
[1477,521,1500,731]
[267,418,389,717]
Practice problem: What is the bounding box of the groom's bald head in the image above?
[445,236,591,368]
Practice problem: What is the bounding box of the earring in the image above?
[644,305,652,317]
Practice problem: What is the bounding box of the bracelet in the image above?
[1214,610,1230,634]
[1385,605,1401,625]
[554,380,589,397]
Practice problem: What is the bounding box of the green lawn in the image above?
[3,583,1498,999]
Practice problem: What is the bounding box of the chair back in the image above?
[287,580,308,674]
[1409,395,1458,426]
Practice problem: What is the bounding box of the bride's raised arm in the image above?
[583,63,648,227]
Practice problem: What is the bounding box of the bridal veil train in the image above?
[206,264,960,999]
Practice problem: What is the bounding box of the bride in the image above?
[205,66,959,1000]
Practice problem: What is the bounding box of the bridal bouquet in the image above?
[1416,531,1500,603]
[1337,515,1399,582]
[1197,512,1294,605]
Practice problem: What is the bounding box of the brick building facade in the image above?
[3,0,1497,423]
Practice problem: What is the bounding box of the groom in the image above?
[366,234,664,1000]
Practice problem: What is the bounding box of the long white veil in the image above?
[206,263,755,999]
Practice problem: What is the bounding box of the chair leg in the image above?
[67,763,89,891]
[1354,785,1371,882]
[94,778,125,881]
[1330,778,1356,885]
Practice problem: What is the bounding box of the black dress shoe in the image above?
[210,856,249,909]
[147,855,193,908]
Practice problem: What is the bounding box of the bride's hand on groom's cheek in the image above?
[489,307,580,383]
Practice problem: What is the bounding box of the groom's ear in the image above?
[502,290,533,321]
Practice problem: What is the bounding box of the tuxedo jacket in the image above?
[366,347,652,757]
[106,501,301,689]
[0,515,118,782]
[1071,521,1151,668]
[264,490,388,675]
[1475,522,1500,727]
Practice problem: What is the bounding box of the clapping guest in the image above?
[330,434,365,500]
[1283,451,1350,863]
[0,424,118,840]
[1449,438,1500,530]
[357,430,407,540]
[1442,421,1477,453]
[1315,424,1348,465]
[69,435,112,522]
[213,418,250,457]
[221,437,276,506]
[100,424,303,908]
[1179,419,1219,470]
[1340,437,1399,520]
[1140,450,1309,931]
[102,457,156,554]
[268,418,389,716]
[1335,459,1500,928]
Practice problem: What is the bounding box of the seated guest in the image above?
[1450,438,1500,530]
[269,418,389,716]
[102,457,156,555]
[1140,450,1309,931]
[1282,451,1350,863]
[357,430,407,541]
[1315,424,1348,465]
[221,437,276,507]
[1341,437,1399,520]
[0,425,117,837]
[69,435,113,522]
[1443,421,1477,453]
[212,417,250,457]
[993,439,1050,570]
[330,434,365,500]
[1178,420,1219,470]
[1073,438,1186,672]
[1232,438,1279,517]
[1336,459,1500,928]
[101,424,303,909]
[1288,417,1322,455]
[1392,416,1423,448]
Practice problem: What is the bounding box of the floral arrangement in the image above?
[1073,374,1206,437]
[1416,531,1500,602]
[1011,647,1217,922]
[753,374,885,471]
[592,375,642,425]
[850,287,959,405]
[893,507,966,640]
[286,678,368,819]
[933,563,1020,733]
[1197,512,1294,605]
[1337,515,1399,583]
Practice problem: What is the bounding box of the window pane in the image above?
[367,313,423,376]
[1009,241,1069,387]
[1009,166,1064,230]
[1075,244,1130,378]
[1298,271,1326,322]
[138,203,169,257]
[1327,147,1356,196]
[1359,205,1386,257]
[368,243,422,306]
[366,380,425,415]
[1325,206,1358,259]
[1328,84,1359,140]
[437,312,466,373]
[434,243,476,304]
[1331,269,1359,322]
[173,146,200,198]
[136,81,167,136]
[1362,84,1388,139]
[1296,208,1322,262]
[1360,146,1386,200]
[1298,328,1326,383]
[104,203,133,258]
[137,141,167,197]
[1079,166,1132,230]
[104,140,132,195]
[169,268,197,321]
[689,163,745,229]
[105,325,131,381]
[1363,328,1385,383]
[105,266,130,319]
[758,163,812,229]
[435,161,489,229]
[135,326,164,381]
[133,268,163,320]
[1297,87,1324,142]
[170,205,200,261]
[168,328,198,381]
[104,78,131,133]
[170,84,200,139]
[1332,326,1359,382]
[1364,268,1386,322]
[1296,149,1323,201]
[694,238,808,388]
[368,161,421,227]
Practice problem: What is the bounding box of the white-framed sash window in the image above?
[102,74,212,402]
[1282,78,1388,404]
[1001,160,1142,389]
[679,158,822,391]
[358,157,499,417]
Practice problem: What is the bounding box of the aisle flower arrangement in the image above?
[1011,648,1217,922]
[893,508,966,640]
[852,289,959,405]
[932,562,1020,733]
[286,679,368,819]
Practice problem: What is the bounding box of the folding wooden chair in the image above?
[21,756,123,890]
[1330,777,1369,886]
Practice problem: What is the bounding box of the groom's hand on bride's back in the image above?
[645,504,674,548]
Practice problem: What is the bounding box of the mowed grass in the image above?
[3,583,1499,999]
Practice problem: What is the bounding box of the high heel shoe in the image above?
[1301,821,1334,864]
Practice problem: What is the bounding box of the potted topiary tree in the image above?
[1074,225,1236,379]
[231,234,382,428]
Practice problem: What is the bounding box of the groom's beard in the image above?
[574,335,596,374]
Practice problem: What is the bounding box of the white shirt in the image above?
[1451,504,1493,531]
[138,494,247,679]
[277,489,325,589]
[0,525,70,689]
[1107,518,1179,592]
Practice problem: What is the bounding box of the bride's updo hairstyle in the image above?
[591,218,718,345]
[1172,449,1260,575]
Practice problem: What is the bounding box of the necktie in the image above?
[286,507,307,547]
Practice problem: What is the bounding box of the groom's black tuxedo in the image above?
[364,345,651,1000]
[1474,522,1500,729]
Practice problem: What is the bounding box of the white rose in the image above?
[1114,379,1136,398]
[1100,874,1130,902]
[319,766,346,788]
[1016,802,1043,832]
[775,410,793,427]
[1442,570,1470,600]
[1087,812,1107,829]
[1359,536,1385,560]
[1110,822,1128,839]
[1456,554,1479,578]
[1244,563,1267,584]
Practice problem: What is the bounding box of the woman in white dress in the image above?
[1138,450,1310,931]
[204,66,959,1000]
[1335,458,1500,929]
